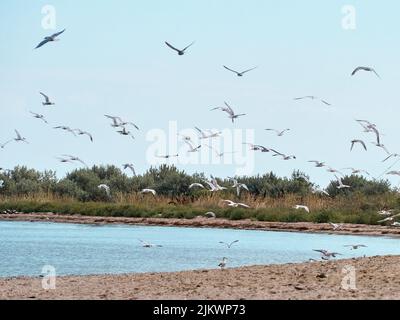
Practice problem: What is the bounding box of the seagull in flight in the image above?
[294,96,331,106]
[54,126,77,136]
[165,41,195,55]
[308,160,326,168]
[344,244,367,250]
[203,176,227,192]
[222,200,250,208]
[75,129,94,142]
[293,205,310,213]
[342,168,370,176]
[30,111,48,124]
[335,175,351,189]
[265,128,290,136]
[223,65,257,77]
[122,164,136,176]
[326,167,344,176]
[141,188,157,196]
[156,154,179,159]
[184,140,201,153]
[117,127,135,140]
[189,183,205,190]
[371,141,390,155]
[351,139,367,151]
[351,66,380,79]
[35,29,66,49]
[313,249,341,259]
[230,178,249,196]
[205,144,236,158]
[382,153,400,162]
[14,130,28,143]
[211,102,246,123]
[39,92,55,106]
[195,127,222,139]
[61,155,88,167]
[329,222,343,231]
[271,149,296,160]
[105,115,139,130]
[219,240,239,248]
[1,140,13,149]
[98,184,111,197]
[243,143,271,153]
[312,188,330,196]
[387,171,400,177]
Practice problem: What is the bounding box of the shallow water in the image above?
[0,221,399,277]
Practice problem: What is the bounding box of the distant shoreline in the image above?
[1,255,400,300]
[1,212,400,237]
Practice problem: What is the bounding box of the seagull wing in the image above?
[223,66,239,74]
[165,41,180,52]
[182,41,195,52]
[51,29,66,38]
[39,92,50,102]
[35,39,50,49]
[241,66,257,74]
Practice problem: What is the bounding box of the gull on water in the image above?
[35,29,66,49]
[165,41,195,55]
[39,92,55,106]
[223,65,257,77]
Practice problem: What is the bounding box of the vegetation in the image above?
[0,165,398,225]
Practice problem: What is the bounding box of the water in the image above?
[0,221,399,277]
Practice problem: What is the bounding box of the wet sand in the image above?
[1,212,399,236]
[1,255,399,300]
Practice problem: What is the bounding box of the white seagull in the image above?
[329,222,343,231]
[141,188,156,196]
[138,239,162,248]
[293,205,310,213]
[1,140,13,149]
[75,129,94,142]
[184,140,201,153]
[98,184,111,197]
[189,183,205,190]
[308,160,326,168]
[230,178,249,196]
[222,200,250,208]
[211,102,246,123]
[265,128,290,136]
[195,127,222,139]
[335,175,351,189]
[350,139,367,151]
[205,144,236,158]
[218,257,228,269]
[294,96,331,106]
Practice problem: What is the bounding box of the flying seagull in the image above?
[308,160,326,168]
[54,126,77,136]
[98,184,111,197]
[294,96,331,106]
[329,222,343,231]
[335,175,351,189]
[75,129,93,142]
[223,65,257,77]
[342,168,370,176]
[61,155,88,167]
[382,153,400,162]
[211,102,246,123]
[30,111,48,124]
[351,66,380,79]
[35,29,66,49]
[230,178,249,196]
[195,127,222,139]
[265,128,290,136]
[344,244,367,250]
[1,140,13,149]
[351,139,367,151]
[184,140,201,153]
[14,130,28,143]
[293,205,310,213]
[271,149,296,160]
[205,144,236,158]
[189,183,205,190]
[39,92,55,106]
[141,188,156,196]
[222,200,250,208]
[313,249,341,259]
[156,154,179,159]
[117,127,135,140]
[219,240,239,248]
[122,164,136,176]
[165,41,195,55]
[243,143,271,153]
[387,171,400,177]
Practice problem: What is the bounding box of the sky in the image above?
[1,0,400,187]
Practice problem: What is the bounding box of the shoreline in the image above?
[1,212,400,237]
[1,255,400,299]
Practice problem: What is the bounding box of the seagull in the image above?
[335,175,351,189]
[230,178,249,196]
[387,171,400,176]
[141,188,156,196]
[382,153,400,162]
[222,200,250,208]
[265,128,290,136]
[156,154,179,159]
[203,176,227,192]
[138,239,162,248]
[75,129,94,142]
[98,184,111,197]
[211,102,246,123]
[219,240,239,248]
[205,144,236,158]
[223,65,257,77]
[350,139,367,151]
[308,160,326,168]
[294,96,331,106]
[105,115,139,130]
[39,92,55,106]
[391,222,400,227]
[326,167,344,176]
[351,66,380,79]
[14,130,28,143]
[54,126,77,136]
[329,222,343,231]
[184,140,201,153]
[189,183,205,189]
[312,188,330,196]
[344,244,367,250]
[271,149,296,160]
[165,41,195,55]
[204,212,216,218]
[1,140,13,149]
[30,111,48,124]
[371,142,390,155]
[177,133,193,142]
[293,205,310,213]
[194,127,222,139]
[117,127,135,139]
[122,164,136,176]
[377,210,395,216]
[243,143,271,153]
[218,257,228,269]
[0,180,4,188]
[356,119,377,133]
[35,29,65,49]
[313,249,341,259]
[56,156,74,164]
[342,168,370,176]
[61,155,88,167]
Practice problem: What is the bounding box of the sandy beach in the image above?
[1,255,399,300]
[1,212,400,237]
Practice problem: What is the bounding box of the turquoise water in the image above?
[0,221,399,277]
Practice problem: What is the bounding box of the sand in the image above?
[1,212,400,237]
[1,255,400,300]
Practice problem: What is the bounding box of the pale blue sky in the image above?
[1,0,400,187]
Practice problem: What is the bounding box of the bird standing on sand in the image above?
[218,257,228,269]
